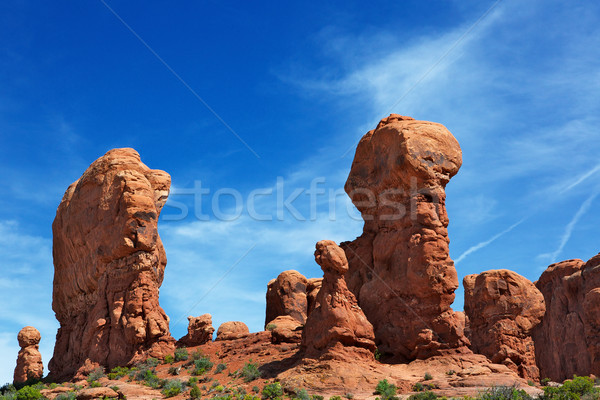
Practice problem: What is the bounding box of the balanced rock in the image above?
[178,314,215,346]
[265,270,309,328]
[216,321,250,341]
[533,255,600,381]
[302,240,376,361]
[14,326,43,383]
[341,114,468,360]
[50,148,174,379]
[463,270,545,380]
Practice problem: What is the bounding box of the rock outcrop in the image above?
[178,314,215,346]
[302,240,376,361]
[341,114,468,360]
[268,315,303,344]
[463,270,545,380]
[50,148,174,379]
[265,270,308,328]
[306,278,323,315]
[216,321,250,341]
[533,255,600,381]
[14,326,43,384]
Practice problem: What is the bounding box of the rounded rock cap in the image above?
[17,326,41,348]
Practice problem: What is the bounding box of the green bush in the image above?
[216,363,227,374]
[189,384,201,399]
[330,397,343,400]
[55,392,76,400]
[175,348,189,362]
[413,383,425,392]
[87,367,105,383]
[240,362,262,383]
[164,354,174,364]
[424,372,433,381]
[135,368,163,389]
[408,392,438,400]
[168,366,180,376]
[145,357,160,368]
[107,366,129,380]
[375,379,399,400]
[541,376,598,400]
[15,386,44,400]
[161,380,184,398]
[479,386,532,400]
[89,381,102,388]
[262,382,283,400]
[295,388,310,400]
[266,323,277,331]
[192,356,214,375]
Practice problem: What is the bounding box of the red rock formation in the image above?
[14,326,43,383]
[463,270,545,380]
[216,321,250,341]
[50,148,174,379]
[532,256,600,381]
[265,270,308,328]
[269,315,303,344]
[302,240,376,361]
[178,314,215,346]
[306,278,322,315]
[341,114,468,360]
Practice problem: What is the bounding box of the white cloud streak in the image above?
[454,218,526,264]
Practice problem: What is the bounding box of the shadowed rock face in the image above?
[50,148,174,379]
[14,326,43,384]
[533,255,600,381]
[302,240,375,361]
[463,270,545,380]
[341,114,468,360]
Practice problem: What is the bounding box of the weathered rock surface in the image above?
[50,148,174,379]
[463,270,545,380]
[14,326,43,383]
[269,315,303,344]
[533,256,600,381]
[306,278,323,315]
[341,114,468,360]
[265,270,308,328]
[178,314,215,346]
[77,387,118,400]
[302,240,376,361]
[216,321,250,341]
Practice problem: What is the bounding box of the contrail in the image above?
[548,189,600,263]
[560,163,600,194]
[455,218,526,264]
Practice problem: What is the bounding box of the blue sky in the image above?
[1,0,599,384]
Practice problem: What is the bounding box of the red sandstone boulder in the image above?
[178,314,215,346]
[265,270,308,328]
[216,321,250,341]
[302,240,376,361]
[14,326,43,383]
[341,114,468,360]
[49,148,174,379]
[269,315,303,344]
[463,270,545,380]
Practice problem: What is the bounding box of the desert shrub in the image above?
[252,386,260,393]
[541,378,552,387]
[446,370,456,376]
[145,357,160,368]
[424,372,433,381]
[374,349,382,361]
[262,382,283,400]
[295,388,310,400]
[479,386,532,400]
[136,368,163,389]
[89,381,102,388]
[311,396,324,400]
[266,323,277,331]
[414,383,425,392]
[189,384,201,399]
[54,392,76,400]
[110,386,119,392]
[344,394,354,399]
[162,380,184,398]
[15,386,44,400]
[87,367,105,382]
[168,366,180,376]
[329,397,343,400]
[240,362,261,383]
[107,366,129,380]
[216,363,227,374]
[188,377,198,385]
[164,354,174,364]
[541,376,598,400]
[191,350,204,360]
[375,379,399,400]
[175,348,189,362]
[192,356,214,375]
[408,392,438,400]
